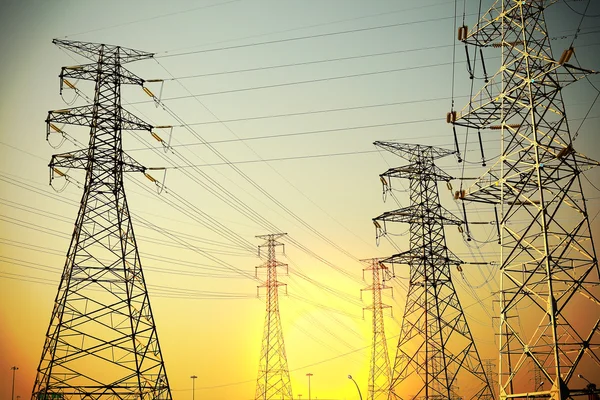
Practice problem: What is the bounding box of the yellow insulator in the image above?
[457,265,463,272]
[49,123,63,133]
[558,47,574,64]
[145,173,157,183]
[457,25,468,41]
[373,220,381,229]
[380,176,388,186]
[446,111,457,123]
[151,132,163,142]
[53,168,65,177]
[63,79,76,89]
[143,87,155,97]
[458,225,464,233]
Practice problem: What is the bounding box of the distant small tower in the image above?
[373,142,493,400]
[361,258,393,400]
[254,233,293,400]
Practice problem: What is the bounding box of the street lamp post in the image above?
[11,366,19,400]
[190,375,198,400]
[347,375,363,400]
[306,373,313,400]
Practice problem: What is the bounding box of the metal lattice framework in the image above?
[373,141,494,400]
[451,1,600,398]
[361,258,393,400]
[254,233,293,400]
[32,40,172,400]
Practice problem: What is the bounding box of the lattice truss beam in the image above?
[373,142,494,400]
[255,233,293,400]
[361,258,393,400]
[32,40,172,400]
[451,1,600,399]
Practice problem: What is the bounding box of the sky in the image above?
[0,0,599,399]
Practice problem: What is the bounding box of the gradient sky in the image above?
[1,1,599,399]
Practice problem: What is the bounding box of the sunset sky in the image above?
[1,1,599,399]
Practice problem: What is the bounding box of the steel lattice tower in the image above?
[373,142,494,400]
[254,233,293,400]
[32,39,172,400]
[451,1,600,399]
[361,258,393,400]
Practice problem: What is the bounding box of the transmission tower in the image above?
[32,40,171,400]
[254,233,293,400]
[372,142,494,400]
[361,258,393,400]
[450,2,600,399]
[483,359,497,400]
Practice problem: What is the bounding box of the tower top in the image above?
[53,39,154,63]
[374,141,455,162]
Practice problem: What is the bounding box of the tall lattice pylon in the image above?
[373,142,494,400]
[360,258,392,400]
[32,39,172,400]
[254,233,293,400]
[451,2,600,399]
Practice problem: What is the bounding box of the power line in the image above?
[156,14,464,59]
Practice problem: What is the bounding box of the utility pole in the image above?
[191,375,198,400]
[11,366,18,400]
[373,142,494,400]
[254,233,293,400]
[306,373,313,400]
[360,259,392,400]
[451,2,600,399]
[31,39,172,400]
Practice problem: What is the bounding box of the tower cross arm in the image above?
[49,149,147,174]
[374,141,455,161]
[383,248,463,267]
[53,39,154,63]
[60,63,146,86]
[373,205,463,226]
[381,163,453,182]
[47,105,153,131]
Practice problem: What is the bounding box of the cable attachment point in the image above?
[144,79,165,108]
[380,175,390,202]
[146,167,168,194]
[153,125,174,153]
[373,219,385,246]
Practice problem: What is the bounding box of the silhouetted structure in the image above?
[32,39,171,400]
[255,233,293,400]
[451,1,600,398]
[373,142,493,400]
[361,258,392,400]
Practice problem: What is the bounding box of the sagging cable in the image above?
[146,167,168,194]
[47,123,68,149]
[145,79,165,108]
[154,125,174,153]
